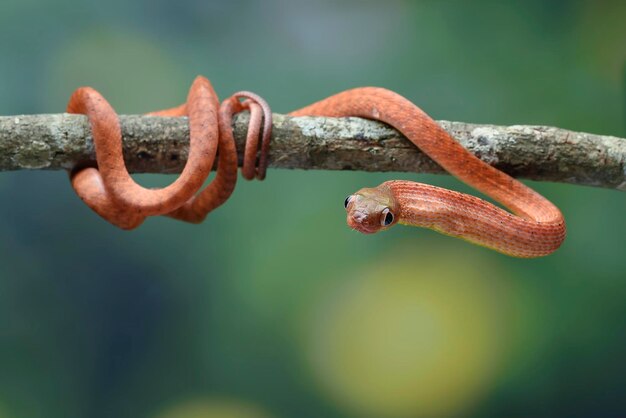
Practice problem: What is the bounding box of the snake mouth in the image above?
[347,213,378,234]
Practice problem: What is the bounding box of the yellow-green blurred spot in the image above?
[44,29,186,112]
[154,398,272,418]
[303,247,511,418]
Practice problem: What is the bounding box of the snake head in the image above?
[344,185,399,234]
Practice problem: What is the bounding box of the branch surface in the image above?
[0,113,624,190]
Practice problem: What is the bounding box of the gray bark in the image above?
[0,113,624,190]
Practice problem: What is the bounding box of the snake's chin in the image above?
[347,216,379,234]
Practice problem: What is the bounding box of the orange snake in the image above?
[68,78,565,257]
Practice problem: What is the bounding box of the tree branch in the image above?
[1,113,624,190]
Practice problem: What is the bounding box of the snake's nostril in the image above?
[352,211,367,223]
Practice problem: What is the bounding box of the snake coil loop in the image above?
[67,76,272,229]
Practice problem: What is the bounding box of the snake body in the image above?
[67,76,271,229]
[290,87,566,258]
[68,79,565,257]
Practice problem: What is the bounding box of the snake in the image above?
[68,78,565,257]
[291,87,566,258]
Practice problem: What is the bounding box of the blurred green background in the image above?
[0,1,624,417]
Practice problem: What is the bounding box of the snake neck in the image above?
[383,180,566,258]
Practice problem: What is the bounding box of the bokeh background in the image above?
[0,1,624,417]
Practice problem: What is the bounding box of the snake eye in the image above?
[344,195,354,209]
[381,208,394,226]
